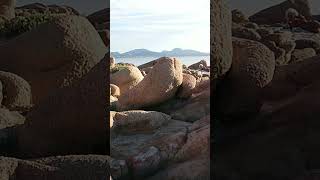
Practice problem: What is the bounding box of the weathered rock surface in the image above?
[98,30,109,47]
[110,66,144,95]
[0,108,25,129]
[232,9,248,24]
[15,57,108,158]
[110,57,115,68]
[0,15,107,104]
[118,57,183,110]
[86,8,109,30]
[263,55,320,101]
[0,0,15,20]
[291,48,316,63]
[111,113,192,179]
[258,31,296,65]
[232,26,262,41]
[110,84,120,97]
[175,125,210,162]
[0,71,32,111]
[231,38,275,87]
[211,0,233,78]
[0,155,111,179]
[214,81,320,180]
[15,3,80,15]
[171,89,210,122]
[215,38,275,119]
[295,39,320,53]
[300,20,320,33]
[110,95,118,110]
[112,111,171,134]
[249,0,312,25]
[193,78,210,94]
[188,60,208,70]
[244,22,259,29]
[147,158,210,180]
[33,155,111,179]
[177,73,197,99]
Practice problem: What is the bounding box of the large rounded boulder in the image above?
[15,57,108,158]
[215,38,275,119]
[117,57,183,110]
[0,15,107,104]
[110,66,144,94]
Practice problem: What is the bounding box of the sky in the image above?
[110,0,210,53]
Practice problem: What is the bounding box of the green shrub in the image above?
[110,64,130,74]
[0,13,54,38]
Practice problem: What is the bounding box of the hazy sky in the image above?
[17,0,108,15]
[110,0,210,53]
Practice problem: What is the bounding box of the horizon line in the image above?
[110,48,210,54]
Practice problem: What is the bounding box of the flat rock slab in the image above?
[111,119,190,160]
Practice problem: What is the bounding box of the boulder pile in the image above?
[110,55,210,179]
[214,0,320,179]
[0,2,113,179]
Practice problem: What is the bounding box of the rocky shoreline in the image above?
[110,56,210,179]
[0,0,211,179]
[214,0,320,179]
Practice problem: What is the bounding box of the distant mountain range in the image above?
[111,48,209,58]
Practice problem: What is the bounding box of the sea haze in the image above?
[114,56,210,67]
[111,48,210,66]
[111,48,209,58]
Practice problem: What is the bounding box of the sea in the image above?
[114,56,210,67]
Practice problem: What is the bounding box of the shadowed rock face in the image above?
[249,0,312,25]
[0,0,15,20]
[215,38,275,119]
[15,3,80,15]
[0,71,32,111]
[87,8,109,24]
[211,0,233,79]
[0,155,111,180]
[15,57,108,158]
[0,15,107,105]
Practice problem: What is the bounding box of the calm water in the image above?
[115,56,210,66]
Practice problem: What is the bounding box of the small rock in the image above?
[0,71,32,111]
[110,66,144,95]
[188,60,208,70]
[291,48,316,63]
[177,74,197,99]
[232,26,262,41]
[110,84,120,97]
[244,22,259,29]
[110,57,115,68]
[295,39,320,53]
[129,146,162,178]
[232,9,248,23]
